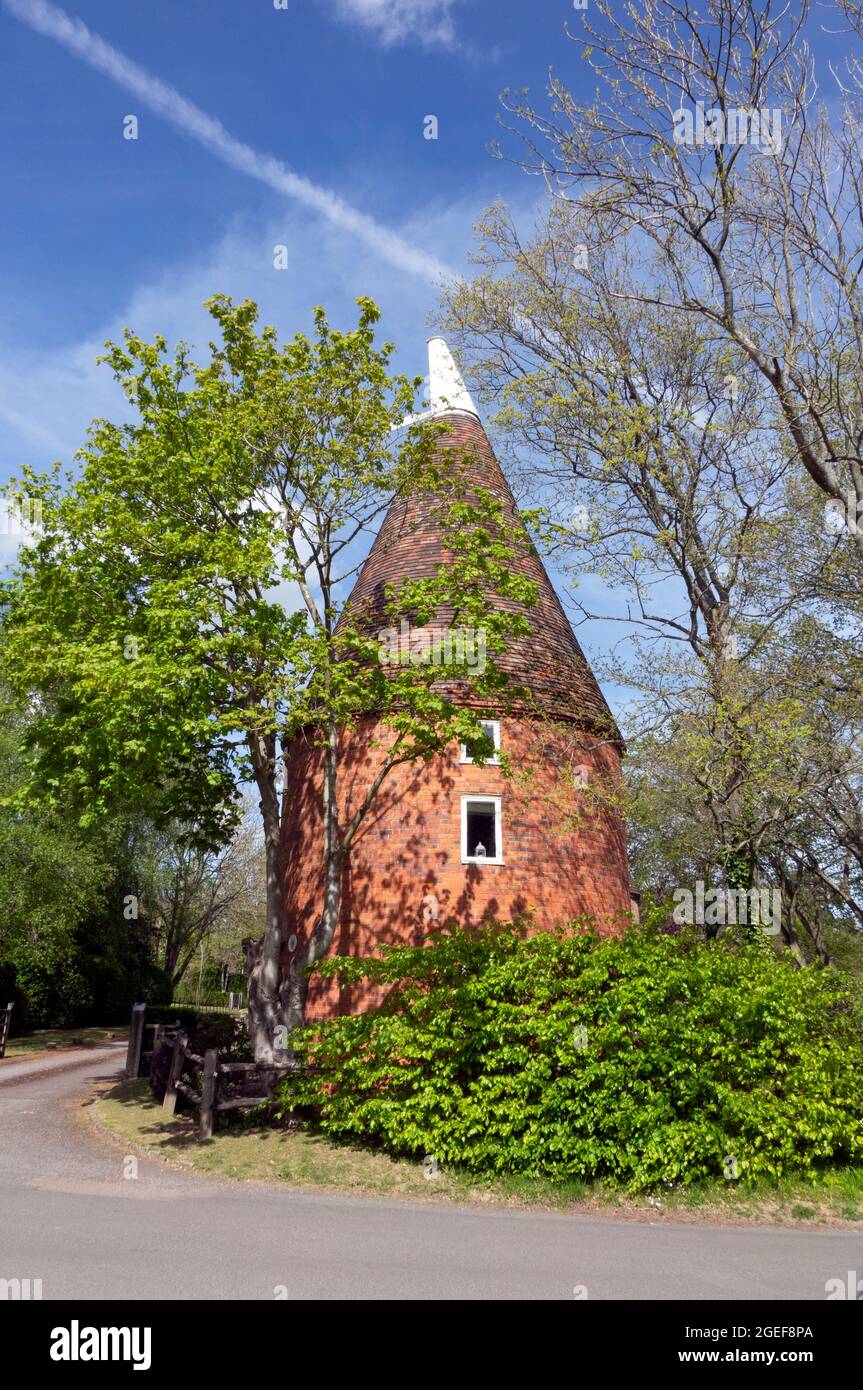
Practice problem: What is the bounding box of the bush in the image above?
[74,895,172,1024]
[0,961,29,1036]
[277,922,863,1191]
[3,929,171,1033]
[146,1005,250,1059]
[11,939,94,1030]
[173,961,239,1008]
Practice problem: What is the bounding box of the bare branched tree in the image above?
[493,0,863,560]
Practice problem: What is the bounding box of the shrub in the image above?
[0,961,29,1035]
[76,913,172,1022]
[277,921,863,1191]
[3,933,170,1033]
[11,939,94,1030]
[146,1006,250,1059]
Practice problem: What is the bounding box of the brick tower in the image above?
[282,338,634,1019]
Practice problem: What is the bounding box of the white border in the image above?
[461,794,503,865]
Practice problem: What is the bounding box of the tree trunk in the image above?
[793,903,832,967]
[163,940,180,982]
[245,731,291,1063]
[778,916,807,967]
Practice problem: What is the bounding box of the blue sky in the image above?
[0,0,617,671]
[0,0,573,451]
[0,0,846,723]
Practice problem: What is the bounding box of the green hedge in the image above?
[2,917,171,1033]
[2,943,92,1031]
[277,922,863,1191]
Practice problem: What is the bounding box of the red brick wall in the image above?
[281,716,633,1020]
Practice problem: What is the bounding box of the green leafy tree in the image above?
[0,687,113,1024]
[1,298,534,1059]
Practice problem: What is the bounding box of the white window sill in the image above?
[462,856,505,866]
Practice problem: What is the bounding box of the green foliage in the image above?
[278,923,863,1191]
[0,693,113,961]
[0,296,530,850]
[0,687,172,1029]
[147,1005,250,1058]
[76,904,172,1023]
[0,961,16,1005]
[10,938,94,1031]
[8,913,170,1032]
[172,959,229,1006]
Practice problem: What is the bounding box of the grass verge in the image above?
[91,1079,863,1227]
[2,1025,126,1059]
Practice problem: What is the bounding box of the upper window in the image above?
[460,719,500,765]
[461,795,503,865]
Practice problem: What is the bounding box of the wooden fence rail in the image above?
[125,1004,185,1079]
[0,1002,13,1059]
[128,1002,299,1139]
[163,1035,300,1139]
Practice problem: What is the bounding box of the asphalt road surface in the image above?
[0,1046,860,1300]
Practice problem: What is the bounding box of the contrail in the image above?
[3,0,460,286]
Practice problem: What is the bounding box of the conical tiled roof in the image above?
[344,340,621,742]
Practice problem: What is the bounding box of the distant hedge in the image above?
[2,937,170,1033]
[146,1005,250,1059]
[276,922,863,1191]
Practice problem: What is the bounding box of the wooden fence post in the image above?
[0,1002,13,1059]
[199,1048,218,1139]
[162,1031,187,1115]
[125,1003,146,1078]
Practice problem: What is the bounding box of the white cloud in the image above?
[3,0,459,285]
[331,0,460,49]
[0,186,496,471]
[0,187,490,572]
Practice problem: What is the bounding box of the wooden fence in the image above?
[162,1033,298,1138]
[126,1002,298,1139]
[125,1003,182,1079]
[0,1003,13,1059]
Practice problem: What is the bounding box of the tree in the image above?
[438,5,863,959]
[0,684,171,1027]
[133,808,264,989]
[493,0,863,564]
[0,687,111,965]
[1,297,534,1059]
[441,202,863,948]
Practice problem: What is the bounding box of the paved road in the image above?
[0,1047,860,1300]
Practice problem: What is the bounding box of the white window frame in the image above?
[461,794,503,866]
[459,719,500,765]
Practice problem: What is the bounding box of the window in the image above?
[461,795,503,865]
[460,719,500,765]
